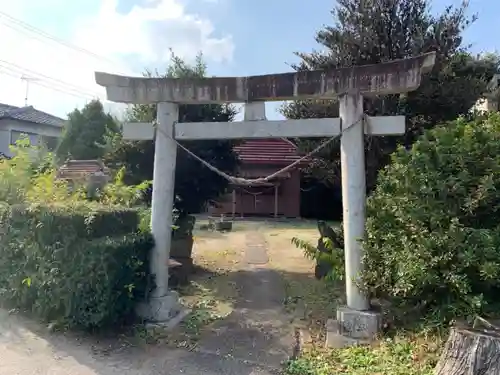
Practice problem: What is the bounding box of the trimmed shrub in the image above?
[9,203,140,243]
[0,203,154,330]
[362,113,500,323]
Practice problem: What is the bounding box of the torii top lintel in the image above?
[95,52,436,105]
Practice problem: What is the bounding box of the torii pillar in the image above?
[95,53,435,339]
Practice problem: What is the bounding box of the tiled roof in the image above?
[0,103,65,128]
[57,160,110,180]
[233,139,306,165]
[0,103,18,115]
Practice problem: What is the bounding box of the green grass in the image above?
[285,335,442,375]
[279,233,443,375]
[279,269,443,375]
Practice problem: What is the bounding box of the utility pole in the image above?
[20,75,39,106]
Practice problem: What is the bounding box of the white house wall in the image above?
[5,120,62,138]
[0,129,10,156]
[0,119,63,157]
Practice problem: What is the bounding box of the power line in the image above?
[0,67,97,100]
[0,10,126,72]
[0,68,92,100]
[0,64,99,99]
[0,59,102,98]
[0,12,130,108]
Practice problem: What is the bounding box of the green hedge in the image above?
[363,113,500,323]
[9,204,139,244]
[0,203,154,330]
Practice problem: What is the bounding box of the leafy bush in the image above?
[0,203,154,330]
[0,137,150,209]
[138,207,152,233]
[292,221,345,282]
[0,137,76,205]
[362,112,500,323]
[98,167,151,207]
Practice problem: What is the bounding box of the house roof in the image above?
[233,139,305,165]
[57,160,110,180]
[0,103,66,128]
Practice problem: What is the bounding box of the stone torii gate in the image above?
[95,52,435,341]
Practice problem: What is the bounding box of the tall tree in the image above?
[282,0,500,189]
[105,53,239,216]
[56,100,119,162]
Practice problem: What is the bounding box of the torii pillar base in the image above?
[325,307,382,348]
[136,291,190,329]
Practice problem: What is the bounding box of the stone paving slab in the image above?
[244,231,269,265]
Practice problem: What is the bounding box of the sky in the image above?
[0,0,498,122]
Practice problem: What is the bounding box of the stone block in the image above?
[336,306,381,340]
[325,321,371,348]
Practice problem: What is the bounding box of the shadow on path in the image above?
[0,309,280,374]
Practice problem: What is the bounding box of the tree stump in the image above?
[434,320,500,375]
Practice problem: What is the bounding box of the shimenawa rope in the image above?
[153,114,367,187]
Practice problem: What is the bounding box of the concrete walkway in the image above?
[0,228,295,374]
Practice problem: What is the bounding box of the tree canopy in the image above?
[282,0,500,189]
[56,100,119,163]
[105,53,239,215]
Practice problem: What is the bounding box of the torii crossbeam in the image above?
[96,52,435,345]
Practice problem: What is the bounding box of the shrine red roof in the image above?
[233,139,304,165]
[57,160,110,180]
